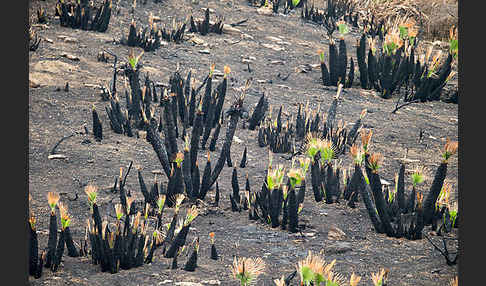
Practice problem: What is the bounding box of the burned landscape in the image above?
[28,0,458,285]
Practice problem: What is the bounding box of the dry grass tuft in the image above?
[354,0,457,41]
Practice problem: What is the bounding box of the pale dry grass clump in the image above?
[353,0,457,41]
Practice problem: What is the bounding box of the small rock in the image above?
[261,43,284,51]
[266,36,283,43]
[257,6,273,15]
[201,8,215,13]
[63,37,78,43]
[61,53,80,61]
[222,24,241,34]
[325,242,352,254]
[241,33,254,40]
[175,282,204,286]
[48,154,67,160]
[233,136,243,143]
[380,179,391,186]
[202,280,221,285]
[29,79,41,88]
[137,130,147,139]
[327,225,346,240]
[190,37,205,45]
[241,55,256,64]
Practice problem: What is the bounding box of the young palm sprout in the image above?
[174,152,184,169]
[318,139,335,165]
[447,201,458,228]
[45,191,60,268]
[349,272,362,286]
[449,275,458,286]
[231,257,266,286]
[299,157,311,176]
[298,203,304,214]
[371,268,389,286]
[174,194,186,214]
[273,275,285,286]
[58,202,71,231]
[442,139,459,163]
[436,183,452,210]
[383,28,403,56]
[412,166,425,188]
[449,26,458,59]
[144,202,150,220]
[128,48,144,71]
[287,168,304,189]
[296,250,338,286]
[85,185,98,211]
[184,205,199,226]
[361,129,373,154]
[126,196,135,215]
[157,194,166,214]
[114,204,124,221]
[267,164,285,191]
[367,153,383,173]
[304,134,322,163]
[209,232,219,260]
[416,191,424,209]
[47,192,60,215]
[350,143,364,166]
[336,20,349,38]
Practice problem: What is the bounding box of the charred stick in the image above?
[199,154,212,200]
[145,118,171,178]
[29,222,38,276]
[51,230,65,272]
[64,227,80,257]
[240,146,247,168]
[209,120,222,151]
[44,213,58,268]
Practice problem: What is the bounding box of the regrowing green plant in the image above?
[411,166,425,188]
[128,49,144,70]
[231,257,266,286]
[267,164,285,191]
[449,26,458,59]
[84,185,98,211]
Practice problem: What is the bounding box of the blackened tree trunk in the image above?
[248,93,268,130]
[209,109,241,187]
[368,170,395,236]
[92,107,103,141]
[29,223,38,276]
[209,120,222,151]
[64,227,80,257]
[396,163,406,211]
[45,213,58,268]
[51,230,65,272]
[311,159,323,202]
[145,119,171,178]
[355,164,383,233]
[198,157,212,200]
[421,162,448,227]
[329,42,339,86]
[288,188,298,233]
[337,38,347,86]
